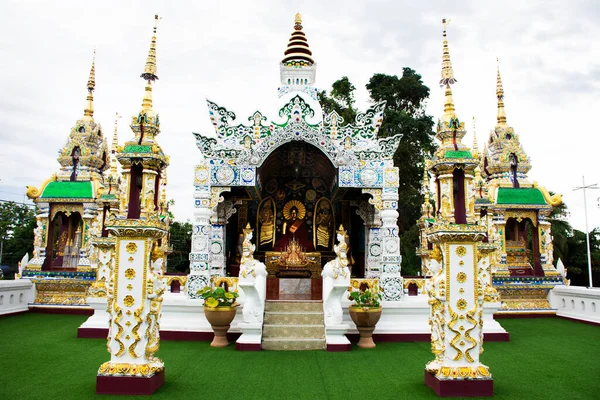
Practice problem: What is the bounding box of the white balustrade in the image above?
[549,285,600,324]
[0,280,34,316]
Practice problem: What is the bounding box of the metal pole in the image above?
[574,176,597,288]
[582,177,593,287]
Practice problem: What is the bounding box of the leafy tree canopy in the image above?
[0,201,35,270]
[319,68,436,275]
[167,220,192,273]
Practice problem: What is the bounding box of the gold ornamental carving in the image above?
[455,246,467,257]
[456,272,467,283]
[97,362,163,377]
[456,298,467,310]
[125,268,136,279]
[126,242,138,254]
[123,295,135,307]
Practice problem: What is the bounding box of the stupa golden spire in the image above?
[282,12,314,65]
[83,50,96,121]
[440,19,457,123]
[110,112,121,174]
[140,15,160,111]
[472,117,479,158]
[496,58,507,127]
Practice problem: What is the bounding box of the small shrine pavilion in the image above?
[23,57,109,305]
[190,14,404,301]
[476,65,565,313]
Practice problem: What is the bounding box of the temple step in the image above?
[263,311,324,325]
[261,338,326,351]
[262,324,325,339]
[264,300,323,313]
[262,300,326,351]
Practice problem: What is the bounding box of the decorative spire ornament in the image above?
[496,58,507,127]
[440,19,457,123]
[140,15,160,111]
[83,50,96,121]
[282,12,314,65]
[109,112,121,176]
[472,116,479,158]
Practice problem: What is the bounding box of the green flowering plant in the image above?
[198,286,239,308]
[348,285,382,309]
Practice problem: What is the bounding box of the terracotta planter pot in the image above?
[349,306,382,348]
[204,306,238,347]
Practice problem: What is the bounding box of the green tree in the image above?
[318,76,357,124]
[0,202,35,271]
[547,196,572,264]
[167,220,192,273]
[320,69,436,275]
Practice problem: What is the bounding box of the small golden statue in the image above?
[314,199,333,249]
[258,198,275,246]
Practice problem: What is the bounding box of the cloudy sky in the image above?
[1,0,599,232]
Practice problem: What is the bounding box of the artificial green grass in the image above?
[0,314,598,399]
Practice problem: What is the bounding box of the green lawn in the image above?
[0,313,598,399]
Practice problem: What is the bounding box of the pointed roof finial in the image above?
[83,50,96,120]
[440,19,456,88]
[112,112,121,153]
[109,112,121,176]
[282,12,314,65]
[472,116,479,157]
[141,15,160,82]
[440,19,457,122]
[140,15,160,111]
[496,57,507,127]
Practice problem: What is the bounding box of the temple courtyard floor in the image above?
[0,313,598,399]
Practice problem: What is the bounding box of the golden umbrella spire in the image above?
[140,15,160,111]
[282,12,314,65]
[110,112,121,175]
[440,19,457,122]
[83,50,96,121]
[496,58,507,127]
[472,116,479,157]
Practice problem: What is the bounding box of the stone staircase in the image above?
[261,300,326,350]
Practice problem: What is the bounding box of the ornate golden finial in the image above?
[294,12,302,30]
[336,224,347,236]
[440,19,457,121]
[83,50,96,120]
[140,15,160,111]
[112,112,121,153]
[472,117,479,157]
[496,58,507,127]
[440,19,456,87]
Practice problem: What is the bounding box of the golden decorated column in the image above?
[96,15,169,395]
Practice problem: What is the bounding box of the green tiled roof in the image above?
[497,188,547,205]
[123,145,152,153]
[100,194,117,200]
[41,181,93,199]
[444,150,472,159]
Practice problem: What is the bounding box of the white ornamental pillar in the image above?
[425,224,493,396]
[96,217,168,394]
[379,187,403,301]
[188,184,212,299]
